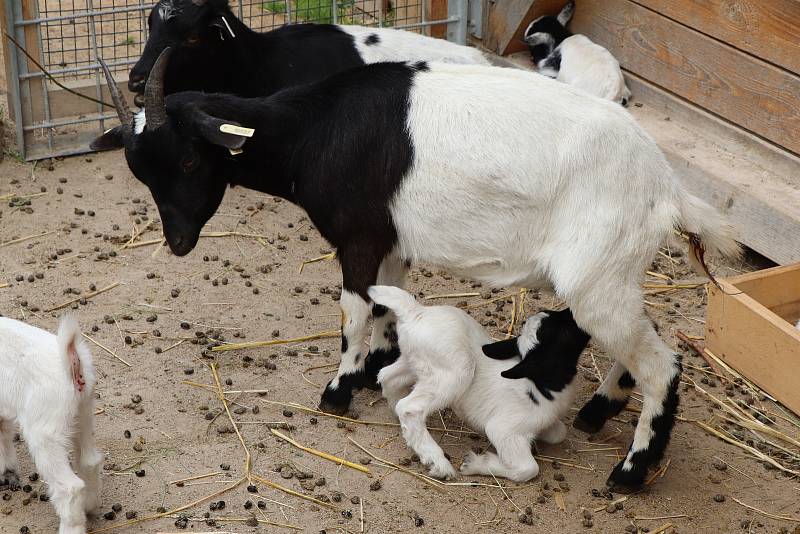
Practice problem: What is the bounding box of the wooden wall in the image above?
[569,0,800,157]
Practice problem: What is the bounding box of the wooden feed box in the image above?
[706,263,800,416]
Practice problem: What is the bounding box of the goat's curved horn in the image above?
[97,57,133,129]
[144,47,172,130]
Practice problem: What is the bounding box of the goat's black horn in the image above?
[97,57,133,129]
[144,47,172,130]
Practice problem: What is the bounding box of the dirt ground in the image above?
[1,146,800,534]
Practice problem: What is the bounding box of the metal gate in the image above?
[2,0,474,160]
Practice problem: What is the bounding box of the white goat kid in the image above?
[524,2,631,105]
[0,315,102,534]
[369,286,588,482]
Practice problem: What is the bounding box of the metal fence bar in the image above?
[15,4,155,27]
[5,0,26,158]
[446,0,466,44]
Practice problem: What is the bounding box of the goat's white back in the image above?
[552,35,630,104]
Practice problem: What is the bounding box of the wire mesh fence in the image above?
[3,0,462,160]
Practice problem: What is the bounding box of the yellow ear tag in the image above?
[220,123,255,137]
[228,147,243,156]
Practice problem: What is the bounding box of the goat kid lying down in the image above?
[0,315,102,534]
[368,285,590,482]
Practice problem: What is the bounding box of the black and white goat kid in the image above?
[523,1,631,105]
[94,48,739,491]
[369,284,589,482]
[117,0,487,108]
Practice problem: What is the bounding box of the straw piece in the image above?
[676,330,724,377]
[270,428,371,475]
[0,230,55,248]
[0,283,9,289]
[643,283,703,290]
[211,330,340,352]
[250,474,338,510]
[210,364,251,475]
[82,333,131,367]
[46,282,120,312]
[0,191,48,201]
[168,471,224,486]
[554,492,566,512]
[298,251,337,273]
[423,292,481,300]
[731,497,800,523]
[347,436,446,492]
[651,523,675,534]
[634,515,687,521]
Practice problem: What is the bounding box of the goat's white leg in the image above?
[574,361,635,433]
[461,419,539,482]
[365,253,409,388]
[537,420,567,445]
[377,359,414,412]
[395,381,459,480]
[0,418,21,489]
[24,426,87,534]
[75,397,103,515]
[565,274,680,492]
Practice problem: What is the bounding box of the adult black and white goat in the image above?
[123,0,487,103]
[523,2,631,105]
[0,315,102,534]
[369,285,589,482]
[93,49,739,490]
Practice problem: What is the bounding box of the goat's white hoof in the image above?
[459,451,482,476]
[58,523,87,534]
[427,461,457,481]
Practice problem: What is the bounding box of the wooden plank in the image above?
[570,0,800,156]
[634,0,800,75]
[0,0,16,123]
[706,278,800,416]
[484,0,565,56]
[729,263,800,322]
[426,0,447,38]
[29,76,136,124]
[20,0,44,126]
[624,73,800,265]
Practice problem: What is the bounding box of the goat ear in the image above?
[188,110,253,150]
[557,1,575,26]
[482,338,520,360]
[89,125,126,151]
[500,358,536,380]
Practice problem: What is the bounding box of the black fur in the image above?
[540,49,561,71]
[341,336,349,354]
[526,391,539,405]
[573,395,628,434]
[364,33,380,45]
[523,15,572,63]
[372,303,389,318]
[618,371,636,389]
[482,309,590,399]
[129,0,365,98]
[364,346,401,388]
[319,370,367,415]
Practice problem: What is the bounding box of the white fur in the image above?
[340,25,490,66]
[133,109,146,135]
[543,35,631,105]
[0,315,102,534]
[369,286,578,482]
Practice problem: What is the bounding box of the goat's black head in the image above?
[522,1,574,63]
[128,0,233,100]
[93,48,252,256]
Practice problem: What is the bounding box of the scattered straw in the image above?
[423,292,481,300]
[46,282,120,312]
[270,428,371,475]
[651,523,675,534]
[0,191,48,201]
[211,330,340,352]
[635,514,688,521]
[593,496,628,513]
[298,251,337,273]
[250,474,337,510]
[731,497,800,523]
[82,333,131,367]
[168,471,224,486]
[554,492,566,512]
[677,330,724,377]
[0,283,9,289]
[0,230,55,248]
[347,436,446,492]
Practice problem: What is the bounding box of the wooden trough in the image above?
[706,264,800,416]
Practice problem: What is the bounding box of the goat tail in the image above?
[367,285,421,322]
[675,191,741,287]
[57,314,91,393]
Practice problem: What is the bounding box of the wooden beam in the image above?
[634,0,800,76]
[27,76,135,124]
[484,0,565,56]
[426,0,447,38]
[570,0,800,156]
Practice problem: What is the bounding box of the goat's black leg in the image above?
[319,247,384,415]
[574,362,636,433]
[363,252,408,389]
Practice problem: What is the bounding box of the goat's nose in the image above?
[128,73,146,93]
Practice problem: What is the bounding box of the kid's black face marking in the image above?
[523,14,572,63]
[364,33,380,45]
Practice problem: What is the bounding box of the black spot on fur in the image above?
[364,346,401,388]
[372,303,388,318]
[413,61,430,72]
[364,33,380,45]
[341,336,349,354]
[526,391,539,405]
[618,371,636,390]
[541,49,561,71]
[354,353,361,364]
[573,395,628,434]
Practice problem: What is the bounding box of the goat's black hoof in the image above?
[319,374,361,415]
[572,415,605,434]
[606,460,646,494]
[574,394,628,434]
